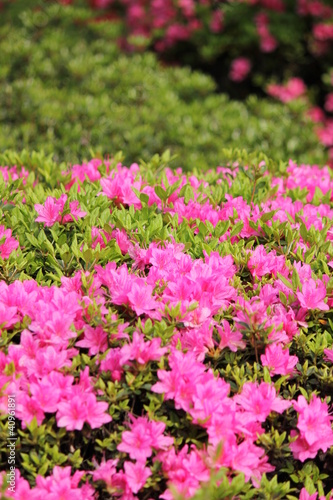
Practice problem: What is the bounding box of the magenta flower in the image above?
[30,379,61,413]
[127,282,157,316]
[99,166,141,208]
[0,225,19,258]
[248,245,277,278]
[35,194,86,227]
[261,344,298,376]
[91,458,118,486]
[15,392,45,428]
[117,416,173,461]
[229,57,251,82]
[63,200,87,223]
[119,331,167,366]
[124,461,152,494]
[290,395,333,461]
[0,303,19,330]
[33,466,95,500]
[64,159,102,190]
[296,278,329,311]
[35,196,64,226]
[234,381,292,422]
[99,348,124,381]
[216,320,246,352]
[76,325,108,355]
[324,348,333,363]
[56,393,111,431]
[299,488,318,500]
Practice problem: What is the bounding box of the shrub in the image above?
[0,148,333,499]
[0,2,327,169]
[16,1,332,109]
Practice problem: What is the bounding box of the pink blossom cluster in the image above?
[0,165,29,184]
[63,158,105,190]
[0,225,19,259]
[229,57,252,82]
[34,194,87,226]
[255,11,278,53]
[99,162,142,208]
[290,395,333,461]
[267,78,307,103]
[152,350,291,496]
[2,157,333,498]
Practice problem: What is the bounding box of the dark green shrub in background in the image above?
[0,2,327,169]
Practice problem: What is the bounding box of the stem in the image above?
[252,332,259,364]
[250,178,257,205]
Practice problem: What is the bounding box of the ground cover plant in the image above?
[1,148,333,498]
[0,2,327,168]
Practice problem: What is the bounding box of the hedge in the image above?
[0,2,327,169]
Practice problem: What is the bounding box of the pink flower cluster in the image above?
[0,225,19,259]
[255,12,278,53]
[100,162,142,208]
[63,158,105,190]
[2,157,333,499]
[3,467,95,500]
[290,395,333,461]
[0,165,29,184]
[35,194,86,226]
[267,78,307,103]
[229,57,252,82]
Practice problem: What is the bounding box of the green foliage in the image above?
[0,3,326,170]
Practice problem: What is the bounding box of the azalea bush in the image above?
[12,0,332,104]
[0,148,333,499]
[0,1,327,168]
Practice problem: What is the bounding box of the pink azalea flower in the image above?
[234,381,292,422]
[127,282,157,316]
[113,228,132,254]
[299,488,318,500]
[290,395,333,461]
[324,348,333,363]
[34,466,95,500]
[64,159,102,190]
[296,278,329,311]
[29,378,61,413]
[229,57,251,82]
[15,392,45,428]
[227,440,271,482]
[76,325,108,355]
[35,196,64,226]
[0,303,19,330]
[99,166,142,208]
[152,350,206,411]
[119,331,167,366]
[216,320,246,352]
[91,458,118,486]
[261,344,298,376]
[35,195,86,227]
[267,77,306,103]
[63,200,87,223]
[117,416,173,461]
[0,225,19,258]
[124,461,152,494]
[247,245,280,278]
[158,446,210,500]
[4,470,36,500]
[90,226,112,249]
[99,347,124,381]
[56,393,111,430]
